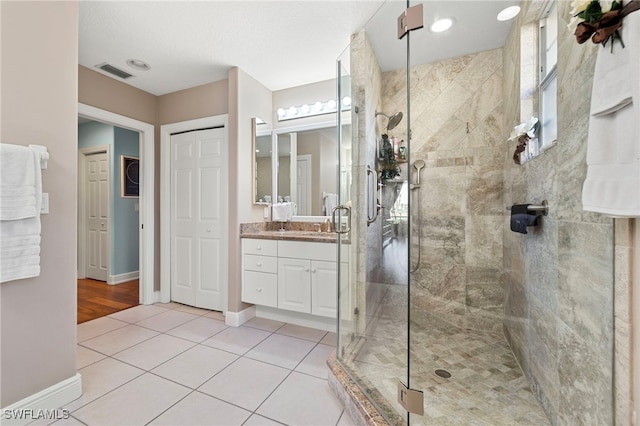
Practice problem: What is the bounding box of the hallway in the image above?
[78,279,139,324]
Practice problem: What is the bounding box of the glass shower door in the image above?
[336,2,412,422]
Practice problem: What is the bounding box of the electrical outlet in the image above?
[40,193,49,214]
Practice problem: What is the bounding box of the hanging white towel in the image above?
[323,192,338,216]
[0,143,44,283]
[582,11,640,216]
[0,144,42,220]
[271,202,293,221]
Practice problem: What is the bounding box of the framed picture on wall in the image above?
[121,155,139,198]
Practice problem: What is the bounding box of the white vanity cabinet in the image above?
[241,238,338,319]
[242,239,278,307]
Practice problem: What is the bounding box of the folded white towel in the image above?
[0,216,41,283]
[582,11,640,216]
[0,143,42,220]
[272,202,293,221]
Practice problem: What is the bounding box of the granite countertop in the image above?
[240,230,338,243]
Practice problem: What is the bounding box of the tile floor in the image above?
[38,302,355,426]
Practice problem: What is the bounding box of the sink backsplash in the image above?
[240,221,332,233]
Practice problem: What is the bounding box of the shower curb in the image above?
[327,351,393,426]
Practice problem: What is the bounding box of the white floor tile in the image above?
[72,373,190,426]
[295,343,334,379]
[112,334,195,370]
[77,317,128,343]
[257,372,343,426]
[321,331,337,347]
[65,358,144,412]
[76,345,106,369]
[152,345,238,389]
[79,324,158,356]
[166,316,228,343]
[243,414,285,425]
[108,304,168,324]
[337,410,357,426]
[148,391,251,425]
[198,357,289,411]
[276,323,328,342]
[50,415,86,425]
[244,333,315,369]
[201,326,271,355]
[243,317,285,332]
[204,310,225,321]
[134,309,200,332]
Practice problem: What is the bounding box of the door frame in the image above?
[160,114,229,313]
[78,146,110,280]
[78,103,155,305]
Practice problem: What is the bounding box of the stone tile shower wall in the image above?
[502,1,614,424]
[381,48,506,334]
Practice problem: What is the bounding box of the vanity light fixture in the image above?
[430,18,453,33]
[276,98,352,122]
[497,5,521,21]
[126,59,151,71]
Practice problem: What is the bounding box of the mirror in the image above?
[252,117,272,204]
[275,123,351,217]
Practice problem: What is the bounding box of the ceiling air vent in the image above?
[95,63,134,80]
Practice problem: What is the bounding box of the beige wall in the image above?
[272,79,337,130]
[1,1,79,407]
[228,67,272,312]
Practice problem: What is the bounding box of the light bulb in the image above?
[342,96,351,107]
[288,106,297,116]
[314,101,323,112]
[327,99,337,110]
[301,104,310,114]
[277,108,285,117]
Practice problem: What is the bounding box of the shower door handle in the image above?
[366,165,379,225]
[332,205,351,234]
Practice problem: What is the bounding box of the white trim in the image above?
[255,305,335,332]
[107,271,139,285]
[78,103,155,305]
[77,145,111,280]
[634,219,639,424]
[225,305,256,327]
[1,374,82,426]
[160,115,229,313]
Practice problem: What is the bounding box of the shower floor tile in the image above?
[343,310,550,425]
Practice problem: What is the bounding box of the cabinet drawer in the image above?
[243,238,278,256]
[278,240,336,262]
[243,271,277,307]
[244,254,278,273]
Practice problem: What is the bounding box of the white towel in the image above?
[0,143,44,283]
[582,11,640,216]
[0,143,42,220]
[272,202,293,221]
[323,192,338,216]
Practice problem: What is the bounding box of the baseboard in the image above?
[256,306,336,332]
[107,271,139,285]
[225,305,256,327]
[1,373,82,426]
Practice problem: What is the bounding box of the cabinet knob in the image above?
[206,229,211,232]
[256,246,262,251]
[305,267,310,272]
[312,269,317,273]
[256,262,262,267]
[256,287,262,292]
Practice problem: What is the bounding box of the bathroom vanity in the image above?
[240,223,347,331]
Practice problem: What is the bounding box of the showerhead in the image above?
[375,111,403,131]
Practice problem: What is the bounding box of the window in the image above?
[539,0,558,149]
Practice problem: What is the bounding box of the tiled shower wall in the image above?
[381,48,506,333]
[502,1,615,424]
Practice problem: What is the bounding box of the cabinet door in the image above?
[278,258,311,313]
[311,260,337,318]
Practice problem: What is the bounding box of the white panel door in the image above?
[170,128,227,310]
[86,152,109,281]
[296,155,311,216]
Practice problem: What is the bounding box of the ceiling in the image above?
[79,0,519,97]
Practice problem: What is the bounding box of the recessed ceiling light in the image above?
[126,59,151,71]
[497,5,521,21]
[431,18,453,33]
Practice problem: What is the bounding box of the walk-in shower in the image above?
[332,1,615,425]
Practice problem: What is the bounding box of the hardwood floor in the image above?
[77,278,139,324]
